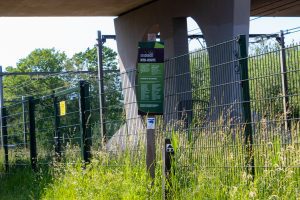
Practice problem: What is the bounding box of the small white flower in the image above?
[249,191,256,198]
[247,174,253,181]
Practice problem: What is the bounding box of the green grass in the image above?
[42,159,159,199]
[0,167,52,200]
[0,123,299,200]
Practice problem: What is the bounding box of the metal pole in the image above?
[2,108,9,172]
[97,30,107,145]
[0,66,3,147]
[238,35,254,177]
[28,96,37,171]
[279,30,291,142]
[53,92,61,158]
[79,81,92,163]
[163,138,174,199]
[22,96,28,148]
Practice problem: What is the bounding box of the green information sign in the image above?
[137,42,164,115]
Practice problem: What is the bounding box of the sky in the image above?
[0,16,299,69]
[0,17,116,69]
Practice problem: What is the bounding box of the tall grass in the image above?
[0,121,299,199]
[42,150,162,200]
[161,121,300,199]
[0,167,52,200]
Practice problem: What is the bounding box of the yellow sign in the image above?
[59,101,66,116]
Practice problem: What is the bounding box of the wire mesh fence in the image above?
[0,68,145,172]
[0,32,299,198]
[0,72,103,171]
[162,34,300,198]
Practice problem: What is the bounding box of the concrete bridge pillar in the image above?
[113,0,251,137]
[162,17,192,127]
[192,0,251,124]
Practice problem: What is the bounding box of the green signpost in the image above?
[137,41,164,115]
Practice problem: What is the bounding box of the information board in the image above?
[137,41,164,115]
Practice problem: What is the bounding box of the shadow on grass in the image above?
[0,164,53,200]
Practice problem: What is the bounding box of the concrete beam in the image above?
[0,0,299,16]
[0,0,155,16]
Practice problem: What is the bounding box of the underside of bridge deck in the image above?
[0,0,299,16]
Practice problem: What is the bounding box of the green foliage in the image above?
[1,38,299,200]
[4,48,70,100]
[164,128,300,200]
[189,41,300,122]
[189,50,210,125]
[1,126,299,199]
[0,167,52,200]
[72,46,124,137]
[2,46,123,167]
[71,46,117,71]
[0,116,299,199]
[42,150,161,200]
[16,48,71,72]
[248,43,300,119]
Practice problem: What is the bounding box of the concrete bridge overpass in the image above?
[0,0,299,16]
[1,0,299,141]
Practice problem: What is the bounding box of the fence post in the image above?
[22,96,28,148]
[238,35,255,178]
[53,91,61,158]
[163,138,174,199]
[278,30,291,142]
[79,81,92,163]
[1,108,9,172]
[97,31,107,144]
[0,66,4,147]
[146,116,156,180]
[28,96,37,171]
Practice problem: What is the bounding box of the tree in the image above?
[72,46,124,138]
[3,46,124,160]
[4,48,72,100]
[3,48,73,158]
